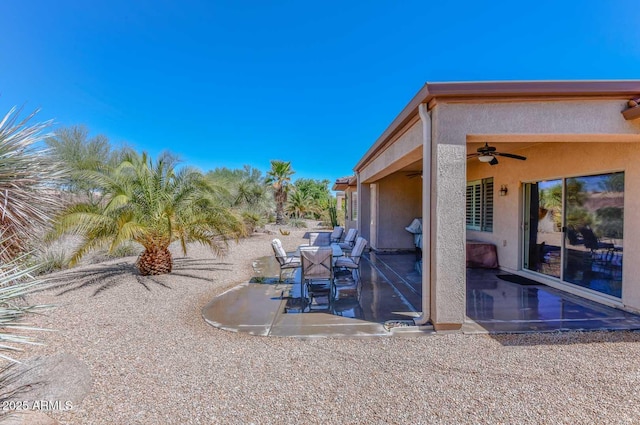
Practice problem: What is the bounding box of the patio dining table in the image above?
[294,243,344,308]
[294,243,343,259]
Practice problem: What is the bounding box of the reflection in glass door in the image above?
[524,173,624,298]
[563,173,624,298]
[523,180,563,278]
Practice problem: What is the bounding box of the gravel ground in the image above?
[9,225,640,424]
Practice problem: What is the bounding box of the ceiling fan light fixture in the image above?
[478,154,494,163]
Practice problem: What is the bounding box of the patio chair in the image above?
[271,238,301,282]
[334,237,367,284]
[300,246,333,307]
[309,232,331,246]
[580,226,614,252]
[566,225,584,246]
[330,226,344,243]
[337,228,358,252]
[332,266,362,302]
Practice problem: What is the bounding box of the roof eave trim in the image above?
[354,84,431,171]
[354,80,640,172]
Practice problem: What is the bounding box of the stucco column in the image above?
[357,176,371,243]
[430,110,466,331]
[415,103,431,325]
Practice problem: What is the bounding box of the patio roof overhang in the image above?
[332,175,357,191]
[354,80,640,172]
[623,99,640,120]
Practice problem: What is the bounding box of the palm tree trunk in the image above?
[275,201,285,224]
[136,246,173,275]
[275,189,286,224]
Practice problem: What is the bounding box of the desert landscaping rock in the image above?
[1,353,91,408]
[4,224,640,424]
[0,411,60,425]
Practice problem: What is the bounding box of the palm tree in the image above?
[51,151,245,275]
[265,160,294,224]
[286,188,320,219]
[0,107,65,262]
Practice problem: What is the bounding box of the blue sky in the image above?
[1,1,639,185]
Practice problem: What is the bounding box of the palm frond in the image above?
[0,255,52,362]
[0,107,68,261]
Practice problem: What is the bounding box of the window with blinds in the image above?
[466,178,493,232]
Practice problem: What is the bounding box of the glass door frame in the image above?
[521,171,624,301]
[521,178,565,281]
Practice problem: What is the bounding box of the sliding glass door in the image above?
[523,172,624,298]
[523,179,563,279]
[563,173,624,297]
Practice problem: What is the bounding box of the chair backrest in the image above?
[330,226,344,241]
[300,246,333,280]
[344,228,358,244]
[566,226,580,245]
[580,226,599,250]
[405,218,422,234]
[309,232,331,246]
[349,237,368,265]
[271,239,287,265]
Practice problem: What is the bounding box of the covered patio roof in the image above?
[332,175,356,191]
[355,80,640,173]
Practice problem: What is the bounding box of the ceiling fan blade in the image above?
[477,143,496,153]
[489,157,499,166]
[495,152,527,160]
[467,153,481,158]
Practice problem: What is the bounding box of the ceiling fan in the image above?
[467,143,527,166]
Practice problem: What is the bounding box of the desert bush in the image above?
[33,247,68,275]
[242,211,264,233]
[0,107,66,262]
[287,218,307,228]
[0,255,51,363]
[107,242,141,259]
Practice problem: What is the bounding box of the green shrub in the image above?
[287,218,307,228]
[242,211,264,233]
[34,248,68,275]
[328,198,338,228]
[107,243,140,258]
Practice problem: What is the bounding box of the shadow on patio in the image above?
[466,268,640,333]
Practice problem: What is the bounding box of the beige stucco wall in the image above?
[343,186,357,232]
[357,180,371,242]
[429,106,468,327]
[440,100,640,136]
[336,192,345,212]
[356,119,424,250]
[467,141,640,310]
[358,97,640,328]
[435,99,640,323]
[359,119,423,183]
[370,172,422,250]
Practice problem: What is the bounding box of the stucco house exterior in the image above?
[349,80,640,331]
[332,175,357,232]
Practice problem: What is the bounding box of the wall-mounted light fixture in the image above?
[499,185,508,196]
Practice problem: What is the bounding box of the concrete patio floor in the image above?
[202,251,640,337]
